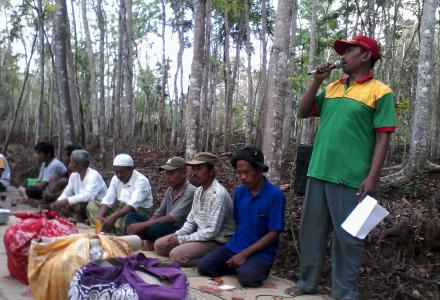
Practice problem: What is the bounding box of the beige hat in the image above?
[159,156,186,170]
[186,152,218,166]
[113,154,134,167]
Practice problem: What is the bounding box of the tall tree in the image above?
[53,0,75,148]
[97,0,106,161]
[185,0,206,158]
[262,0,293,184]
[34,0,44,144]
[244,0,254,144]
[81,0,99,148]
[159,0,167,147]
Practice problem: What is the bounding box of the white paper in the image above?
[218,284,236,291]
[0,209,11,213]
[341,195,389,239]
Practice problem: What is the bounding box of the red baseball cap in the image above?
[334,35,381,61]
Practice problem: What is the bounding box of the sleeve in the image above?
[177,191,229,244]
[232,188,241,222]
[127,177,153,209]
[374,92,397,132]
[67,172,108,205]
[312,87,326,116]
[153,189,170,217]
[101,177,118,207]
[41,161,64,182]
[57,175,75,201]
[168,188,195,225]
[268,191,286,232]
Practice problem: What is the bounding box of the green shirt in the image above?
[307,75,397,188]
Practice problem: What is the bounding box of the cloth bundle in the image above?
[28,233,140,300]
[68,253,188,300]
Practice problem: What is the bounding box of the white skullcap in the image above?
[113,154,134,167]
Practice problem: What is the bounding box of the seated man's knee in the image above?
[154,236,171,256]
[196,255,215,276]
[169,246,192,267]
[237,270,264,287]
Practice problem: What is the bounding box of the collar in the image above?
[172,180,189,198]
[339,73,374,84]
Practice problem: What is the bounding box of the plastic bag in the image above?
[3,210,78,284]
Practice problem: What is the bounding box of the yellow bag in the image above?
[28,233,133,300]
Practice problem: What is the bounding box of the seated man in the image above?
[154,152,235,267]
[43,144,82,203]
[197,146,286,287]
[125,156,196,250]
[88,154,154,234]
[0,152,11,193]
[19,142,67,204]
[50,150,107,223]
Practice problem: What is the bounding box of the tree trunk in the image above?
[53,0,75,148]
[244,0,254,145]
[223,4,232,152]
[81,0,99,148]
[406,0,437,170]
[262,0,293,184]
[282,0,298,157]
[34,0,45,144]
[200,0,212,150]
[300,0,317,145]
[97,0,106,162]
[124,0,134,149]
[254,0,268,147]
[185,0,206,158]
[159,0,167,147]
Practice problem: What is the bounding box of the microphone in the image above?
[307,61,342,75]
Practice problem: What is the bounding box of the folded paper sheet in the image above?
[341,195,389,239]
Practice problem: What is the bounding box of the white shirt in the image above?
[0,154,10,187]
[57,168,108,205]
[101,170,153,210]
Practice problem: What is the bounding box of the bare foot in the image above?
[284,286,308,297]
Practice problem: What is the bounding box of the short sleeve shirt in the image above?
[308,75,397,188]
[225,179,285,263]
[37,158,67,183]
[153,181,196,227]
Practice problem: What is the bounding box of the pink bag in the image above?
[3,210,78,284]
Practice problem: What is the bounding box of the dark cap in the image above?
[159,156,187,171]
[334,35,381,61]
[231,145,269,172]
[186,152,218,166]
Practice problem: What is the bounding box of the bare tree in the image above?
[262,0,294,184]
[185,0,206,158]
[53,0,75,148]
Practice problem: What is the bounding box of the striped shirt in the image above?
[175,179,235,244]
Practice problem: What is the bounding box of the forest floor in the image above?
[6,143,440,300]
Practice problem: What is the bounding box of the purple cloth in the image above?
[68,253,188,300]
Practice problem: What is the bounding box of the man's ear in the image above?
[361,50,372,63]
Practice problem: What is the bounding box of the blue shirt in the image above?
[225,179,285,263]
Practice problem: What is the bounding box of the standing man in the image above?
[0,152,11,192]
[88,154,154,234]
[50,150,107,223]
[154,152,235,267]
[197,146,285,287]
[126,156,195,250]
[285,36,396,300]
